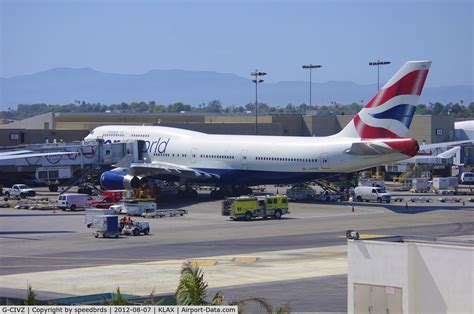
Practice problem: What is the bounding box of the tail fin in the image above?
[337,60,431,139]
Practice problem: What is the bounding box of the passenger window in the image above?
[372,189,377,193]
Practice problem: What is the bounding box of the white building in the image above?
[348,235,473,313]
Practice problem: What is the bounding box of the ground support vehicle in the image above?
[286,186,316,201]
[3,184,36,198]
[85,207,116,227]
[57,193,91,211]
[121,200,157,216]
[152,208,188,218]
[222,195,289,220]
[87,190,125,208]
[121,220,150,236]
[433,177,459,194]
[313,191,341,202]
[460,172,474,185]
[91,215,120,238]
[410,178,431,193]
[35,166,72,192]
[354,186,391,203]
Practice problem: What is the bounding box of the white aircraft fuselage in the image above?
[86,125,416,186]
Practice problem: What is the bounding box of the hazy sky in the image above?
[1,0,472,87]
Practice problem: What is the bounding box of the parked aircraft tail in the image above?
[337,60,431,139]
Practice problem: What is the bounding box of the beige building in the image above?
[0,112,457,147]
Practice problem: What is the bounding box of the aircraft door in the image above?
[241,150,248,170]
[191,148,197,164]
[321,153,330,169]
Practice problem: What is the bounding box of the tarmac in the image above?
[0,185,473,311]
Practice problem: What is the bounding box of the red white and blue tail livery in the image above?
[339,60,430,139]
[336,61,431,158]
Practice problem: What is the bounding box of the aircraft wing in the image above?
[128,161,221,180]
[0,151,77,161]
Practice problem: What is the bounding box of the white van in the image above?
[460,172,474,185]
[57,194,91,211]
[354,186,391,203]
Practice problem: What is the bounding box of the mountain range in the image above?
[0,68,472,110]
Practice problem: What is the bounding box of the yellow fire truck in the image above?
[221,195,289,220]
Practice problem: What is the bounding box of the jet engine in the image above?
[100,169,141,190]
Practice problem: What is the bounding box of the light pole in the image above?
[251,69,266,135]
[302,64,322,107]
[369,60,391,91]
[369,60,391,179]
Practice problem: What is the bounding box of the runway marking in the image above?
[233,257,258,263]
[190,260,217,267]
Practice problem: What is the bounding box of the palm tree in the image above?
[175,262,289,313]
[25,283,37,305]
[175,262,208,305]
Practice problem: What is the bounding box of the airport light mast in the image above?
[251,69,266,135]
[369,60,391,91]
[369,60,391,180]
[302,64,322,107]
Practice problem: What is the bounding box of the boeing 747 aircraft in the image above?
[85,61,431,197]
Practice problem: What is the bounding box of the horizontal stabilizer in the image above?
[346,142,395,155]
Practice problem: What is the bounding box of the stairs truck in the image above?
[222,195,289,220]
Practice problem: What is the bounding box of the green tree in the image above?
[25,284,36,305]
[175,262,208,305]
[108,287,129,305]
[432,102,444,115]
[207,100,223,113]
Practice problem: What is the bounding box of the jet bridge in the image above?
[0,140,143,187]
